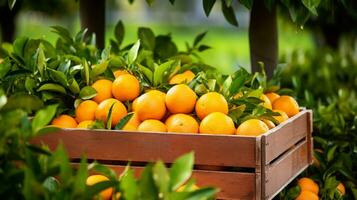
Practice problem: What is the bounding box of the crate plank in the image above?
[32,131,257,168]
[263,110,311,164]
[97,164,256,200]
[264,140,309,199]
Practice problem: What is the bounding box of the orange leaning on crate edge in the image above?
[51,114,78,128]
[86,175,113,200]
[95,98,127,127]
[75,100,98,123]
[165,114,199,133]
[199,112,235,135]
[273,95,299,117]
[138,119,167,132]
[236,119,269,136]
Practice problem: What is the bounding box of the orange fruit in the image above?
[165,114,199,133]
[112,74,140,102]
[91,79,113,103]
[262,119,276,129]
[260,94,272,109]
[272,95,299,117]
[95,98,128,127]
[135,91,166,121]
[295,190,318,200]
[132,98,138,111]
[146,89,166,100]
[75,100,98,123]
[297,177,319,195]
[137,119,167,132]
[122,112,140,130]
[265,92,280,104]
[273,110,289,123]
[51,115,78,128]
[165,84,196,114]
[199,112,235,135]
[236,119,269,136]
[233,92,243,99]
[195,92,229,120]
[177,184,199,192]
[169,70,195,84]
[86,175,113,200]
[122,124,137,131]
[337,182,345,196]
[77,120,94,129]
[113,69,128,78]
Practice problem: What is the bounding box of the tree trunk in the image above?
[249,1,278,79]
[79,0,105,49]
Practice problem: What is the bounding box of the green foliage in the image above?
[278,47,357,199]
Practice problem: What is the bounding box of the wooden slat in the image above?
[32,130,257,168]
[263,110,310,164]
[264,140,309,199]
[94,164,256,200]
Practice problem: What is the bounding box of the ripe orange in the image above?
[169,70,195,84]
[272,95,299,117]
[195,92,229,120]
[199,112,235,135]
[122,112,140,130]
[273,110,289,123]
[75,100,98,123]
[135,91,166,121]
[132,98,138,111]
[165,84,196,114]
[112,74,140,101]
[77,120,94,129]
[265,92,280,104]
[295,190,319,200]
[236,119,269,136]
[260,94,272,109]
[95,98,128,127]
[165,114,199,133]
[91,79,113,103]
[262,119,276,129]
[337,182,345,196]
[86,175,113,200]
[51,114,78,128]
[137,119,167,132]
[297,177,319,195]
[113,69,128,78]
[147,89,166,101]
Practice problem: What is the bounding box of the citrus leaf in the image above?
[193,32,207,47]
[114,112,134,130]
[0,57,11,79]
[154,60,176,86]
[169,152,194,191]
[186,187,219,200]
[82,59,90,86]
[37,83,67,94]
[153,161,170,197]
[91,61,109,78]
[120,168,139,200]
[68,78,80,94]
[138,27,156,50]
[138,64,153,83]
[8,0,16,10]
[203,0,216,17]
[79,86,97,100]
[114,20,125,46]
[106,103,115,129]
[128,40,140,64]
[2,94,43,112]
[221,0,238,26]
[139,164,158,199]
[32,104,58,133]
[239,0,253,9]
[48,68,68,87]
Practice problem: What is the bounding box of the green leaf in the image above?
[153,161,170,197]
[79,86,97,100]
[13,37,28,57]
[154,60,177,86]
[120,168,138,200]
[145,0,154,6]
[8,0,16,10]
[106,103,115,129]
[114,20,125,46]
[138,27,156,50]
[88,162,118,180]
[68,78,80,94]
[327,145,338,162]
[91,61,109,78]
[75,28,88,43]
[73,156,88,195]
[36,126,60,136]
[222,76,232,97]
[302,0,321,15]
[239,0,253,9]
[3,94,44,112]
[203,0,216,17]
[169,0,175,4]
[186,187,218,200]
[32,104,58,133]
[25,77,37,93]
[114,112,134,130]
[198,45,211,52]
[154,35,178,59]
[221,0,238,26]
[48,68,68,87]
[37,83,67,94]
[43,176,59,193]
[85,181,117,199]
[128,40,141,64]
[193,32,207,47]
[0,57,11,79]
[139,164,158,200]
[170,152,194,191]
[51,26,73,44]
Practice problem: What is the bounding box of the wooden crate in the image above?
[32,110,313,200]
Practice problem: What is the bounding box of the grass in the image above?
[14,15,314,74]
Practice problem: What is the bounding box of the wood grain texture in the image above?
[32,131,257,168]
[263,110,309,164]
[95,164,256,200]
[264,140,309,199]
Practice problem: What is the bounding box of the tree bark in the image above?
[79,0,105,49]
[249,1,278,79]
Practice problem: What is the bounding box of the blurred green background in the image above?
[2,0,314,74]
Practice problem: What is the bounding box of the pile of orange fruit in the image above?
[51,70,300,136]
[295,177,345,200]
